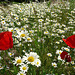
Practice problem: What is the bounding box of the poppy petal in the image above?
[0,31,13,50]
[60,51,68,59]
[62,35,75,48]
[8,32,13,48]
[65,55,71,62]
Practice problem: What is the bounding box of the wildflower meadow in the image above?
[0,0,75,75]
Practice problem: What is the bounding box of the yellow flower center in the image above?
[3,22,5,24]
[10,53,12,55]
[0,67,2,68]
[30,49,32,51]
[30,31,32,33]
[17,23,20,24]
[53,64,55,66]
[48,9,50,12]
[16,17,18,19]
[72,62,74,64]
[11,30,13,32]
[17,59,22,64]
[45,32,48,33]
[20,10,22,12]
[16,28,18,30]
[40,19,42,21]
[37,62,39,65]
[11,22,13,23]
[20,73,24,75]
[66,49,68,51]
[48,54,51,56]
[21,34,25,37]
[21,8,23,9]
[22,67,26,70]
[21,28,25,30]
[59,52,61,54]
[27,38,30,41]
[14,31,16,34]
[15,35,17,36]
[28,56,34,62]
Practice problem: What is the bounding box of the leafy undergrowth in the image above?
[0,1,75,75]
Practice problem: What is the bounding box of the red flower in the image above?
[0,31,13,50]
[62,35,75,48]
[60,51,68,59]
[60,51,71,62]
[65,55,71,62]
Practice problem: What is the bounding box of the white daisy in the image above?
[56,50,63,55]
[17,71,26,75]
[0,56,2,60]
[0,66,3,70]
[71,61,75,65]
[29,30,34,34]
[8,28,14,32]
[23,50,26,53]
[14,17,19,20]
[17,22,21,26]
[10,22,14,26]
[17,30,28,39]
[23,52,39,65]
[20,64,29,73]
[8,52,14,57]
[64,48,70,52]
[52,62,57,68]
[47,53,52,57]
[23,18,28,21]
[1,20,6,25]
[18,9,23,13]
[13,56,24,66]
[58,55,62,60]
[26,37,32,42]
[56,41,60,44]
[34,59,41,67]
[38,19,44,22]
[44,31,49,35]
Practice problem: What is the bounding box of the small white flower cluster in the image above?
[47,53,52,57]
[52,62,57,68]
[13,52,41,74]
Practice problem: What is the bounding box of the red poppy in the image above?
[0,31,13,50]
[65,55,71,62]
[60,51,71,62]
[60,51,68,59]
[62,35,75,48]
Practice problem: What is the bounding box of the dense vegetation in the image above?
[0,0,75,75]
